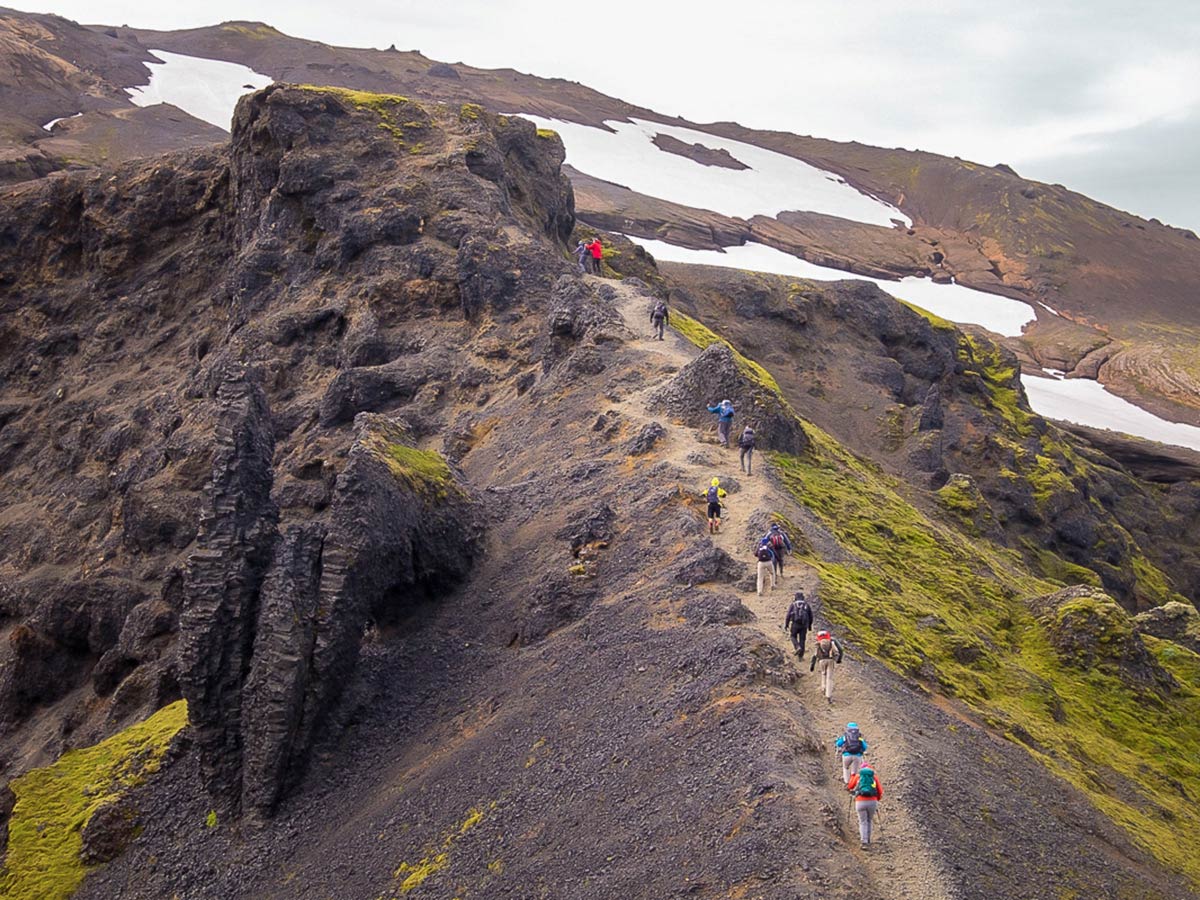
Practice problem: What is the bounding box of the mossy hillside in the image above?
[769,428,1200,885]
[670,310,782,395]
[0,700,189,900]
[379,804,492,897]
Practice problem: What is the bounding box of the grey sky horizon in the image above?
[13,0,1200,232]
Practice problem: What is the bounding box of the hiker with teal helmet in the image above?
[835,722,868,784]
[847,765,883,848]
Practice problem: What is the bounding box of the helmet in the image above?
[770,523,780,530]
[847,722,858,730]
[817,630,830,640]
[722,399,732,405]
[711,477,720,486]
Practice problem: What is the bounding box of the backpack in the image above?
[769,532,785,552]
[738,430,755,449]
[842,727,863,755]
[707,485,720,504]
[854,769,877,798]
[652,303,666,320]
[788,598,811,628]
[756,545,773,562]
[815,638,834,659]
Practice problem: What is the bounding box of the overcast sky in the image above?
[16,0,1200,231]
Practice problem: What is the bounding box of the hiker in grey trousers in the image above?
[847,766,883,848]
[573,240,588,273]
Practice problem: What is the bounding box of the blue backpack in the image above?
[707,485,719,503]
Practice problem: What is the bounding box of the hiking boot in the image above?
[861,842,869,850]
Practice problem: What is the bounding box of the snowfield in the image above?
[513,115,910,228]
[126,50,272,131]
[627,236,1037,337]
[42,112,82,131]
[1023,372,1200,452]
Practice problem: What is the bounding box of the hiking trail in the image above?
[604,277,956,900]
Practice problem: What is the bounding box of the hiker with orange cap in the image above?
[809,629,844,704]
[846,764,883,849]
[704,477,727,534]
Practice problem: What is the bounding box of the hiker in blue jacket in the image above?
[836,722,868,784]
[707,399,735,447]
[761,522,793,579]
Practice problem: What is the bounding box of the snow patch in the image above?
[42,112,82,132]
[513,114,910,228]
[126,49,272,131]
[1023,374,1200,452]
[626,236,1036,337]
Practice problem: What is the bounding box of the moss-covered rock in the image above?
[1135,601,1200,655]
[0,701,188,899]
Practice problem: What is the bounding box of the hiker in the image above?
[588,237,604,274]
[836,722,868,784]
[573,240,589,273]
[846,765,883,848]
[737,425,756,475]
[783,590,813,657]
[650,300,670,340]
[762,522,792,579]
[705,477,727,534]
[755,539,776,596]
[706,399,735,447]
[809,629,844,704]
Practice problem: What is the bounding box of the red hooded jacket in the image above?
[846,771,883,801]
[589,239,603,259]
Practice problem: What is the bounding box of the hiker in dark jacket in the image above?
[809,630,844,704]
[650,300,670,340]
[754,539,776,596]
[738,425,756,475]
[761,522,792,579]
[783,590,813,657]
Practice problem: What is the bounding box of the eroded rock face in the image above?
[0,85,570,807]
[1135,602,1200,655]
[650,343,808,455]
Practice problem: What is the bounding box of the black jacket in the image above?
[785,598,813,631]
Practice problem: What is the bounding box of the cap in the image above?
[711,477,720,486]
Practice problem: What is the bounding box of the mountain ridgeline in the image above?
[0,82,1198,900]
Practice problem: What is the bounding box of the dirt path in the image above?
[606,279,957,900]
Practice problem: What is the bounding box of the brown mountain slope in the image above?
[0,9,1195,422]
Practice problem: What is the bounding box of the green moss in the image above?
[205,809,218,829]
[299,86,420,144]
[0,701,189,899]
[768,424,1200,885]
[899,299,957,332]
[535,128,558,139]
[459,103,484,122]
[936,480,979,515]
[382,804,491,897]
[957,332,1032,436]
[369,440,460,501]
[669,310,782,395]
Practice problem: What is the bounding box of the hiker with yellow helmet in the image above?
[704,477,727,534]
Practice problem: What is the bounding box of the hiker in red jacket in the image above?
[846,765,883,848]
[588,238,604,275]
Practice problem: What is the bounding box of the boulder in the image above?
[1134,602,1200,655]
[649,343,808,455]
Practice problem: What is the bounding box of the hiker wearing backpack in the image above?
[836,722,868,785]
[588,237,604,274]
[846,765,883,848]
[755,539,776,596]
[737,425,756,475]
[809,630,844,704]
[705,477,727,534]
[650,300,670,340]
[573,239,589,273]
[762,523,792,579]
[783,590,813,657]
[706,399,735,448]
